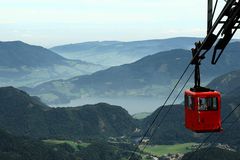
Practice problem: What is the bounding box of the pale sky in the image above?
[0,0,232,47]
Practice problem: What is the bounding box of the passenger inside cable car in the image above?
[198,97,218,111]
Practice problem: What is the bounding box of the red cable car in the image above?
[183,40,224,132]
[184,88,222,132]
[183,0,239,132]
[184,40,224,132]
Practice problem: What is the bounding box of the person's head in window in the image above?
[199,98,207,110]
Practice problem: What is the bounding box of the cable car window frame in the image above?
[185,95,194,110]
[198,97,218,111]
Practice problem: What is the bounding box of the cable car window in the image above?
[198,97,218,111]
[212,97,218,110]
[185,95,194,110]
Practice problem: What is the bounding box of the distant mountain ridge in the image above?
[51,37,203,66]
[0,41,103,87]
[208,69,240,94]
[0,41,67,67]
[51,37,200,53]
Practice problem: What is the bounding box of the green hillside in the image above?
[0,129,74,160]
[0,87,137,139]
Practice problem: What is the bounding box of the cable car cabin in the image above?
[184,89,222,133]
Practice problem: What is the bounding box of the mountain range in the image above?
[0,41,103,87]
[23,42,240,106]
[51,37,203,66]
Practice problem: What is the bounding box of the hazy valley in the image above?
[22,42,240,114]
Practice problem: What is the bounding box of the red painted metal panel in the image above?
[184,89,222,132]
